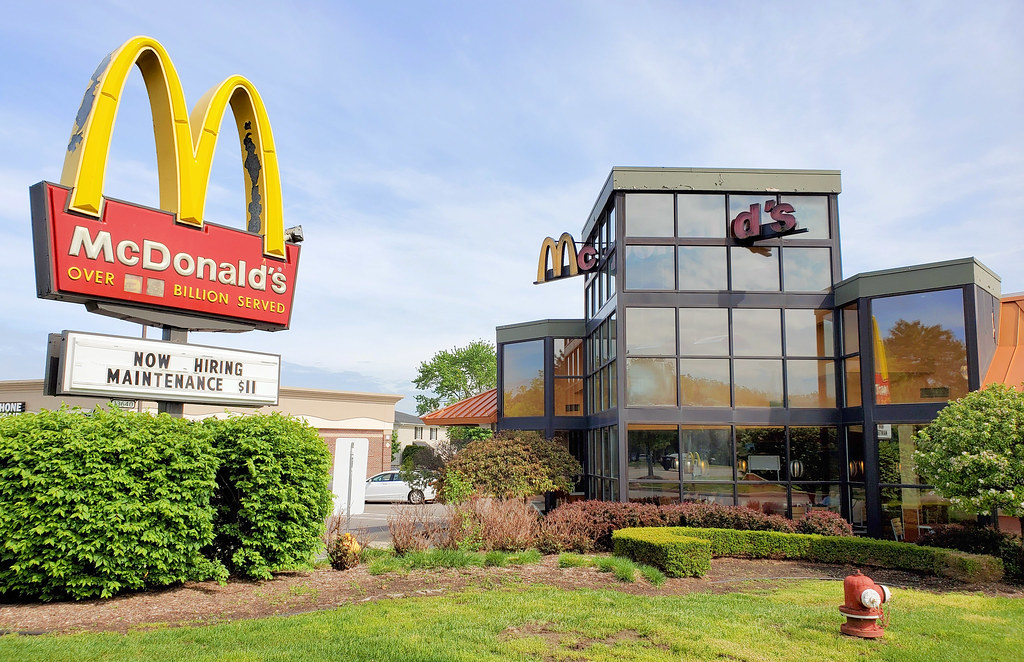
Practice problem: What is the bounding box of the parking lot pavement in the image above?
[338,502,449,547]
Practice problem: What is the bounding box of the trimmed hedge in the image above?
[0,408,225,600]
[667,527,1004,583]
[612,528,711,577]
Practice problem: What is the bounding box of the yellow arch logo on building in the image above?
[59,36,285,258]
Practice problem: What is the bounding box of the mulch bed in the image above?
[1,556,1021,635]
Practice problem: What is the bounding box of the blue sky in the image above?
[1,1,1021,411]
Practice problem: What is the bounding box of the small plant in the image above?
[387,504,443,554]
[484,550,509,567]
[324,517,369,570]
[639,564,666,586]
[558,553,594,568]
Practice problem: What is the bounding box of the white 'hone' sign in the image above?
[55,331,280,406]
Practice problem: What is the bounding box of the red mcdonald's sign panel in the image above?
[32,182,299,331]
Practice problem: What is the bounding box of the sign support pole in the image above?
[158,326,187,417]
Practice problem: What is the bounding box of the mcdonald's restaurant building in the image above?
[496,167,1020,540]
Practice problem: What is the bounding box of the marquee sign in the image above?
[30,36,299,331]
[535,233,601,284]
[48,331,280,406]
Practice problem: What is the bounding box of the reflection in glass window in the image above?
[554,338,584,376]
[733,309,782,356]
[626,308,675,356]
[679,359,731,406]
[871,289,968,404]
[625,194,674,237]
[728,195,769,224]
[628,481,680,503]
[681,426,732,481]
[738,483,789,515]
[736,426,786,481]
[786,309,834,357]
[730,246,780,291]
[678,246,728,290]
[683,482,735,506]
[783,247,832,292]
[625,357,677,406]
[877,423,927,486]
[678,308,729,356]
[787,359,836,408]
[780,195,830,239]
[734,359,784,407]
[502,340,544,417]
[790,483,841,517]
[677,194,725,237]
[627,424,678,488]
[625,246,674,290]
[844,357,862,407]
[554,377,583,416]
[788,427,839,482]
[842,305,859,355]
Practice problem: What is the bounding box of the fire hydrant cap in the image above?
[861,588,882,609]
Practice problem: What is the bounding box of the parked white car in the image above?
[364,471,435,504]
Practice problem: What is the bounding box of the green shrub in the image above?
[444,431,581,499]
[612,528,712,578]
[203,414,333,579]
[667,526,1003,582]
[0,408,225,600]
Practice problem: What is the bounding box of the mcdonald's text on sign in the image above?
[535,233,601,284]
[30,36,298,331]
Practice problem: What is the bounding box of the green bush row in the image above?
[0,408,332,601]
[611,526,1004,583]
[611,528,711,577]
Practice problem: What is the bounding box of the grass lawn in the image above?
[1,579,1021,661]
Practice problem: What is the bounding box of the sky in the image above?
[1,1,1021,412]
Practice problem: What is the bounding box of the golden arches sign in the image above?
[59,36,284,258]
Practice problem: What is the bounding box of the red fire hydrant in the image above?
[838,570,891,638]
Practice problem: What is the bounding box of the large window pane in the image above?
[625,246,674,290]
[781,195,830,239]
[787,359,836,408]
[733,309,782,356]
[625,358,677,406]
[730,246,780,291]
[783,247,832,292]
[502,340,544,417]
[625,194,674,237]
[734,359,784,407]
[626,307,675,356]
[871,289,968,404]
[737,426,786,481]
[786,309,834,357]
[629,482,680,504]
[788,427,839,482]
[877,423,927,486]
[627,425,678,486]
[678,246,727,290]
[677,194,726,238]
[679,308,729,356]
[554,378,583,416]
[554,338,584,376]
[679,359,731,406]
[681,426,733,481]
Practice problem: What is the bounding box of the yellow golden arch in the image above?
[60,36,285,258]
[535,233,580,284]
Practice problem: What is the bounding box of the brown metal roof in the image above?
[984,294,1024,389]
[421,388,497,426]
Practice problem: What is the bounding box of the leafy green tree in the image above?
[413,340,496,416]
[914,383,1024,549]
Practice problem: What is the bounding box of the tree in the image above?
[412,340,496,416]
[914,383,1024,549]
